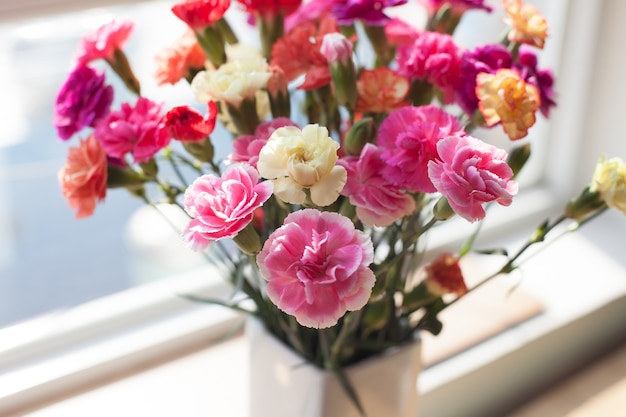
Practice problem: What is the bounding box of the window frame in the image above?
[0,1,620,416]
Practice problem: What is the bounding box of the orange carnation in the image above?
[58,135,108,219]
[424,253,467,298]
[355,67,409,114]
[502,0,548,49]
[475,68,540,140]
[154,31,206,86]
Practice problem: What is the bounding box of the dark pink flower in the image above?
[54,65,113,140]
[285,0,336,32]
[231,118,298,168]
[182,164,273,251]
[514,46,556,118]
[456,44,512,117]
[75,20,134,65]
[257,209,375,329]
[95,97,171,163]
[339,144,416,226]
[428,135,518,222]
[384,17,420,47]
[331,0,407,26]
[396,31,463,103]
[376,105,465,193]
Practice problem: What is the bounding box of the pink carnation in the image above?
[339,144,416,226]
[182,164,273,251]
[75,20,134,65]
[95,97,171,163]
[376,105,465,193]
[231,118,298,168]
[396,31,463,103]
[257,209,375,329]
[428,135,518,222]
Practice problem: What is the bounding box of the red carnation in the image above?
[164,101,218,142]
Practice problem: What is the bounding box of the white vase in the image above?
[247,318,422,417]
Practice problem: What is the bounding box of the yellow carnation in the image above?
[591,156,626,215]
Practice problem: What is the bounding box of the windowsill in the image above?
[6,210,626,417]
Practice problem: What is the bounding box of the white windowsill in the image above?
[3,207,626,417]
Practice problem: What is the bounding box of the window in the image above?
[2,1,625,416]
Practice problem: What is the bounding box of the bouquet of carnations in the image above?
[53,0,625,393]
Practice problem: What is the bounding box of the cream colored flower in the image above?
[591,156,626,215]
[191,48,271,107]
[257,124,347,206]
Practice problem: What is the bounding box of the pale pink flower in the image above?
[376,105,465,193]
[339,144,416,227]
[257,209,375,329]
[75,20,134,65]
[231,118,298,168]
[95,97,171,163]
[182,163,273,251]
[320,32,353,66]
[428,135,518,222]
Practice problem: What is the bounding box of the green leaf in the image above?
[475,248,509,257]
[334,368,366,417]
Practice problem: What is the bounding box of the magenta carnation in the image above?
[182,164,273,251]
[428,135,518,222]
[418,0,492,15]
[339,144,416,226]
[396,31,463,103]
[376,105,465,193]
[75,20,134,65]
[331,0,407,26]
[95,97,171,163]
[257,209,375,329]
[54,65,113,140]
[514,46,557,118]
[231,118,298,168]
[456,44,512,117]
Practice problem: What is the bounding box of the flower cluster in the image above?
[54,0,624,379]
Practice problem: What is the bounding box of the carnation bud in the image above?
[362,299,390,332]
[183,137,215,163]
[267,65,290,119]
[564,186,605,221]
[232,223,263,255]
[343,117,376,156]
[433,196,455,221]
[321,33,357,109]
[106,164,145,189]
[507,143,532,178]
